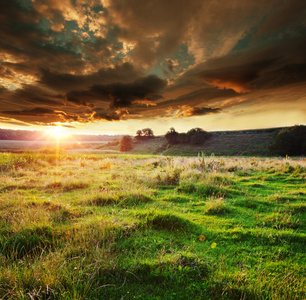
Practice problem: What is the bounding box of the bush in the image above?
[269,125,306,156]
[120,135,133,152]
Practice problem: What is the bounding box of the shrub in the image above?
[269,125,306,156]
[120,135,133,152]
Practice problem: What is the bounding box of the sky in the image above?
[0,0,305,136]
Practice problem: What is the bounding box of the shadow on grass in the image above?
[0,226,55,259]
[87,193,152,207]
[139,212,200,233]
[93,261,259,300]
[177,183,240,199]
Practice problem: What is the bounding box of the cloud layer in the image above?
[0,0,305,128]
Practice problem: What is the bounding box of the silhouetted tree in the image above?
[120,135,133,152]
[165,127,211,145]
[142,128,154,137]
[165,127,179,145]
[135,128,154,140]
[187,128,210,145]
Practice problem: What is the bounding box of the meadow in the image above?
[0,152,305,299]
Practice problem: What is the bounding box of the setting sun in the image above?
[47,125,68,140]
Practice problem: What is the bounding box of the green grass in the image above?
[0,153,305,299]
[161,133,274,156]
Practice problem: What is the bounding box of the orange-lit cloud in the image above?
[204,78,251,93]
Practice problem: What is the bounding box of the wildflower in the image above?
[211,242,217,248]
[19,260,23,264]
[199,235,206,241]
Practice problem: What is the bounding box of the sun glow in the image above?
[47,125,69,140]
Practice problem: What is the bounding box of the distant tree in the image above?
[165,127,211,145]
[136,130,142,137]
[120,135,133,152]
[269,125,306,156]
[165,127,179,145]
[142,128,154,137]
[186,128,210,145]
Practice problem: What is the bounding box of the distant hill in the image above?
[0,126,299,156]
[127,127,287,156]
[161,132,274,156]
[0,128,123,142]
[128,131,275,156]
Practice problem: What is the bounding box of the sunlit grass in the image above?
[0,153,305,299]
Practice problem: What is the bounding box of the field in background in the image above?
[0,153,305,299]
[0,131,274,157]
[102,132,274,156]
[0,140,109,153]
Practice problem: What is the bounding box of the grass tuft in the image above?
[204,197,230,215]
[143,212,198,233]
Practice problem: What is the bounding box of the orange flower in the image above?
[199,235,206,241]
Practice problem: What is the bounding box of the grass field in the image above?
[0,153,305,299]
[100,132,274,157]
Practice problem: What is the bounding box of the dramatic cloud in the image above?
[169,105,221,119]
[0,0,305,131]
[2,107,56,116]
[90,75,167,108]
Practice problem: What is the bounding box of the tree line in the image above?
[121,125,306,156]
[120,127,211,151]
[165,127,211,145]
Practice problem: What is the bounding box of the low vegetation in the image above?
[0,153,305,299]
[269,125,306,156]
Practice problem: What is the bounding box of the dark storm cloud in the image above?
[40,62,140,92]
[256,0,306,36]
[0,0,305,127]
[0,85,64,111]
[198,57,279,93]
[1,105,94,124]
[173,35,306,97]
[65,75,167,109]
[2,107,55,116]
[66,90,96,107]
[90,75,167,108]
[0,0,83,68]
[92,110,123,121]
[162,88,239,107]
[191,107,221,116]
